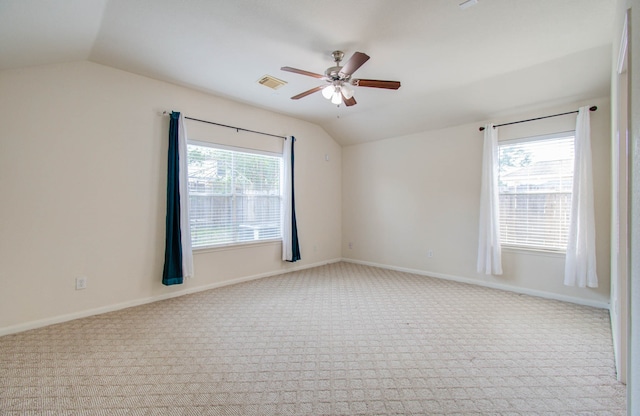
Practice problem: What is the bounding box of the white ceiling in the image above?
[0,0,615,145]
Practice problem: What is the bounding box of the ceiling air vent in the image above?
[258,75,287,90]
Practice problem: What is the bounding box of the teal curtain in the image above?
[162,112,184,285]
[288,137,301,262]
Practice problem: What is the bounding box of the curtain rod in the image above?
[162,111,287,139]
[478,106,597,131]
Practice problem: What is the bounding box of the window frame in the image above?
[186,140,284,250]
[497,130,575,253]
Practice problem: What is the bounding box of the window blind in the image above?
[187,142,282,248]
[498,133,574,251]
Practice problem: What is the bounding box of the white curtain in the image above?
[477,124,503,275]
[178,113,193,278]
[281,136,300,262]
[564,107,597,287]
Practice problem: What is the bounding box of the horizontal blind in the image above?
[187,143,282,248]
[498,134,574,251]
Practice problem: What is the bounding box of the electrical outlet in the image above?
[348,242,353,249]
[428,249,434,258]
[76,277,87,290]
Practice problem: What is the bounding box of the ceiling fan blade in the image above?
[353,79,401,89]
[281,66,325,79]
[342,94,357,107]
[339,52,370,77]
[291,86,324,100]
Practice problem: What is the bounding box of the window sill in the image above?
[502,245,566,258]
[193,238,281,254]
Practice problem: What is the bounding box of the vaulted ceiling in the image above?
[0,0,616,145]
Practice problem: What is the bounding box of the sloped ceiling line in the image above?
[0,0,616,145]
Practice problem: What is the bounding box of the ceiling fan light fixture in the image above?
[331,91,342,105]
[322,85,335,99]
[341,83,354,99]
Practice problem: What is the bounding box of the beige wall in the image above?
[343,97,612,306]
[0,61,342,333]
[0,59,615,334]
[626,0,640,411]
[610,0,630,383]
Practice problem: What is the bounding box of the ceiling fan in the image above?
[281,50,401,107]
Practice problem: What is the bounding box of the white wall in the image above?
[343,97,612,306]
[0,61,342,334]
[626,0,640,411]
[610,1,630,383]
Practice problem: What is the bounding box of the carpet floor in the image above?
[0,262,627,415]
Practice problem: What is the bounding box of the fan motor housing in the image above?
[325,66,345,80]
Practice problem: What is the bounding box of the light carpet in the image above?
[0,262,627,415]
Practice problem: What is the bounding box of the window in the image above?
[187,142,282,248]
[498,132,575,251]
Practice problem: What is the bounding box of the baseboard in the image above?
[342,258,610,310]
[0,258,342,337]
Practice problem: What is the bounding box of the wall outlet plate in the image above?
[76,277,87,290]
